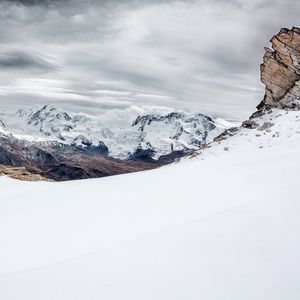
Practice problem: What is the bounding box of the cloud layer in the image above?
[0,0,299,119]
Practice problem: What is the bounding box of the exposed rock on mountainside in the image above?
[0,134,156,181]
[258,27,300,110]
[0,165,49,182]
[0,120,6,129]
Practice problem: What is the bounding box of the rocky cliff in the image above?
[258,27,300,110]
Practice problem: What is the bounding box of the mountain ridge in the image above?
[0,106,226,180]
[1,27,300,181]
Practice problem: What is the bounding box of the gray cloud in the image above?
[5,0,64,5]
[0,51,55,71]
[0,0,299,120]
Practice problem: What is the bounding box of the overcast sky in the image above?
[0,0,299,120]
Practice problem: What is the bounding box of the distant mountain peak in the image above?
[0,105,226,160]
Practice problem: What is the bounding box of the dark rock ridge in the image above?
[71,136,109,156]
[258,27,300,110]
[0,120,6,129]
[128,145,157,163]
[0,133,156,181]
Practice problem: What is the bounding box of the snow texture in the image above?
[0,109,299,299]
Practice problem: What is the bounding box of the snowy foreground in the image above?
[0,109,300,300]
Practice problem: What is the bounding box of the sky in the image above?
[0,0,299,120]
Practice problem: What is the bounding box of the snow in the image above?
[0,105,233,159]
[0,109,300,299]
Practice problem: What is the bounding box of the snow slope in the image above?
[0,109,299,299]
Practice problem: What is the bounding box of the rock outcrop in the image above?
[258,27,300,110]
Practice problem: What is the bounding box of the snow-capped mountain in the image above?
[0,105,231,160]
[1,26,300,300]
[1,99,300,300]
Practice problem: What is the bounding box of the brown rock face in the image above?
[258,27,300,110]
[0,165,50,182]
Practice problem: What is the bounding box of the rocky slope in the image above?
[258,27,300,110]
[0,133,157,181]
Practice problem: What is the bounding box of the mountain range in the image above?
[1,27,300,300]
[0,105,231,180]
